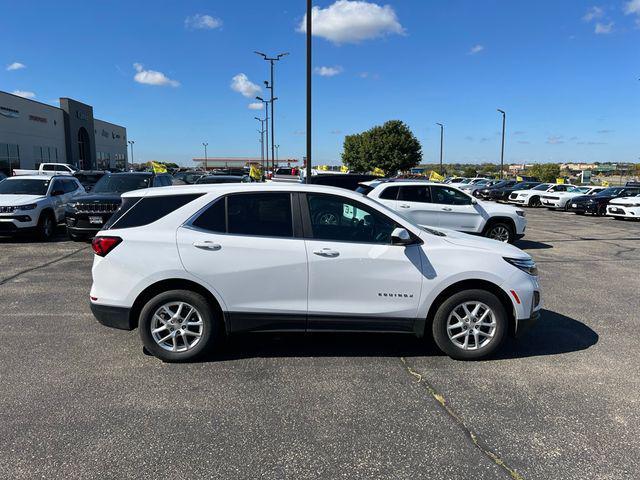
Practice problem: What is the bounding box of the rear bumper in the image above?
[90,302,134,330]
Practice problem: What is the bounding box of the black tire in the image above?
[595,204,606,217]
[138,289,217,362]
[432,289,508,360]
[37,211,56,241]
[529,196,541,207]
[484,221,514,243]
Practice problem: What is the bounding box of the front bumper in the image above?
[541,198,562,208]
[567,202,596,213]
[0,213,38,231]
[66,211,114,233]
[607,205,639,218]
[90,302,134,330]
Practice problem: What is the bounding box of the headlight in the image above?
[504,257,538,276]
[516,210,526,217]
[16,204,37,211]
[67,202,77,209]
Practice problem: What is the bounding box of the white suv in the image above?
[366,181,527,243]
[0,175,85,239]
[89,184,541,362]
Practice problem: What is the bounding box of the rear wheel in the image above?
[432,289,507,360]
[138,290,217,362]
[484,221,514,243]
[37,211,56,241]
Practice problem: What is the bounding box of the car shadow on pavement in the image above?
[0,226,69,244]
[199,310,597,362]
[515,239,553,250]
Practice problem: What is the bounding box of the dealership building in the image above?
[0,90,127,176]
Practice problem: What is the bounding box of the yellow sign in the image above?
[516,176,523,182]
[150,161,167,173]
[249,164,262,181]
[372,167,385,177]
[429,171,445,182]
[556,178,565,184]
[340,165,349,173]
[317,165,329,171]
[602,181,609,187]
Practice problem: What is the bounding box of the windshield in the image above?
[0,178,50,195]
[92,174,151,194]
[575,187,591,193]
[532,184,551,191]
[596,188,623,196]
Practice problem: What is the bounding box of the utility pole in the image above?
[305,0,312,183]
[127,140,135,170]
[275,144,279,162]
[202,142,208,171]
[435,123,444,175]
[497,109,506,179]
[255,51,289,176]
[256,96,270,174]
[255,116,266,177]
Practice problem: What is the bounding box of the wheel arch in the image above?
[128,278,227,332]
[482,216,516,234]
[421,279,516,338]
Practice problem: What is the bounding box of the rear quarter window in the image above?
[106,194,203,229]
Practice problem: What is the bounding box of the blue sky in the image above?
[1,0,639,166]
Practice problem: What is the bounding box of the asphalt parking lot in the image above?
[1,208,639,479]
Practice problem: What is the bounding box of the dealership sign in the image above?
[0,106,20,119]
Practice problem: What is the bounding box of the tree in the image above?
[462,166,477,177]
[342,120,422,175]
[527,163,561,182]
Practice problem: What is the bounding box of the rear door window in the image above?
[227,193,293,237]
[379,186,400,200]
[399,186,431,203]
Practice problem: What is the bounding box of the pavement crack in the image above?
[0,246,89,286]
[399,357,525,480]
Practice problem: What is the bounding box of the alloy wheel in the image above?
[446,301,497,350]
[488,225,510,242]
[150,301,204,352]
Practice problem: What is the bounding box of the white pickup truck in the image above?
[13,163,77,176]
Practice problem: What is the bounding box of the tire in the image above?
[529,196,541,207]
[432,289,508,360]
[484,221,514,243]
[138,289,217,362]
[37,211,56,241]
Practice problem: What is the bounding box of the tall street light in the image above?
[127,140,135,170]
[255,51,289,176]
[256,96,270,172]
[255,116,266,174]
[275,144,280,163]
[497,109,506,179]
[435,123,444,175]
[202,142,208,171]
[305,0,312,183]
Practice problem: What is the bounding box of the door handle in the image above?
[313,248,340,258]
[193,241,222,251]
[442,207,453,211]
[399,204,410,208]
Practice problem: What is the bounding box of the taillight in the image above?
[92,236,122,256]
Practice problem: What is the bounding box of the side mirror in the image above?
[52,189,64,196]
[391,227,412,245]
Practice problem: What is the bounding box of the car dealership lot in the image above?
[1,212,639,479]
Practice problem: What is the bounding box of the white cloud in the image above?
[185,14,222,30]
[582,6,604,21]
[230,73,262,98]
[547,135,564,145]
[468,44,484,55]
[298,0,405,44]
[248,102,264,110]
[315,65,343,76]
[6,62,26,71]
[624,0,640,14]
[12,90,36,99]
[133,63,180,87]
[594,21,614,33]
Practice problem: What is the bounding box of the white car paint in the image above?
[90,183,541,359]
[540,186,604,209]
[13,163,77,176]
[606,195,640,219]
[366,181,527,241]
[507,183,576,206]
[0,175,85,233]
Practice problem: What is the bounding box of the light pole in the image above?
[202,142,208,171]
[435,123,444,175]
[127,140,135,170]
[305,0,312,183]
[256,96,270,173]
[255,116,266,175]
[275,144,280,163]
[497,109,506,179]
[255,51,289,178]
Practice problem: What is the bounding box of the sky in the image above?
[1,0,639,166]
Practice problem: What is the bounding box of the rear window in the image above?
[106,194,202,229]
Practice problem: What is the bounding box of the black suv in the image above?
[567,186,640,216]
[485,181,541,201]
[474,179,518,199]
[65,172,172,240]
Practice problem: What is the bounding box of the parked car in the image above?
[568,186,640,216]
[172,171,206,185]
[484,181,541,202]
[271,167,300,182]
[306,173,380,191]
[0,175,85,239]
[606,194,640,220]
[73,170,107,192]
[196,175,251,184]
[508,183,576,207]
[0,172,7,182]
[447,177,489,189]
[474,180,518,199]
[459,179,497,194]
[540,186,605,210]
[89,183,541,362]
[366,181,527,243]
[13,162,77,176]
[65,172,172,240]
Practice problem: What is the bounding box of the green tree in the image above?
[342,120,422,175]
[462,166,477,177]
[527,163,561,182]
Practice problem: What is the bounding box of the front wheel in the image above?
[432,289,507,360]
[138,290,217,362]
[484,222,514,243]
[529,196,541,207]
[37,211,56,241]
